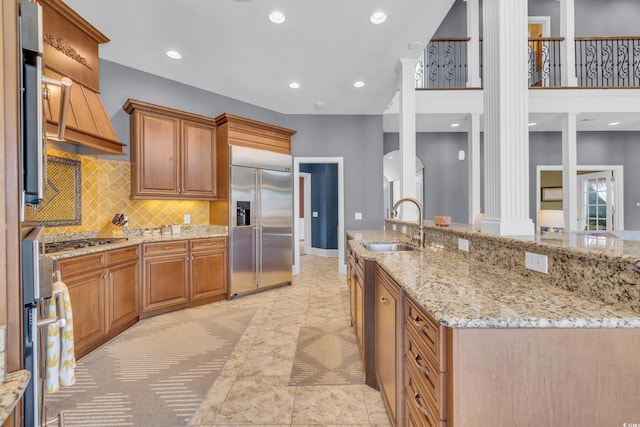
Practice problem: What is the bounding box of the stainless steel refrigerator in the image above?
[230,145,293,296]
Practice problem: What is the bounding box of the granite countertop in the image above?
[0,370,31,424]
[44,229,228,261]
[348,230,640,329]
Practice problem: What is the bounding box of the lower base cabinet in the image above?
[141,237,228,318]
[375,264,403,427]
[57,246,139,358]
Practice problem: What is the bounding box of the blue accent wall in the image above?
[300,163,339,250]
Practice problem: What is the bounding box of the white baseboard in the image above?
[307,247,339,257]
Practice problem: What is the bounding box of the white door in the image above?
[578,171,615,231]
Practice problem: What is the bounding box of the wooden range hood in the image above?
[40,0,125,155]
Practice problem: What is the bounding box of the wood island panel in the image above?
[447,328,640,426]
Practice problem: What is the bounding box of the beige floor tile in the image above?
[361,384,391,425]
[237,344,296,377]
[291,385,370,424]
[190,374,237,425]
[214,376,296,425]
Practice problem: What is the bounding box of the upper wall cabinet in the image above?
[123,99,218,200]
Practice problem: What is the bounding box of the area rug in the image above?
[289,325,365,386]
[44,304,255,427]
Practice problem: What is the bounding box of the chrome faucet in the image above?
[390,197,424,248]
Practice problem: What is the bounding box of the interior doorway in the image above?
[293,157,345,275]
[528,16,550,87]
[299,172,311,255]
[536,165,624,231]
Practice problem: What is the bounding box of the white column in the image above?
[560,0,578,86]
[562,113,579,230]
[468,113,481,223]
[465,0,482,87]
[397,58,419,221]
[481,0,534,236]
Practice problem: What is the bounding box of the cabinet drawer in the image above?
[405,373,442,427]
[405,295,446,369]
[106,245,139,266]
[190,237,227,251]
[56,253,105,278]
[143,240,189,256]
[405,326,446,415]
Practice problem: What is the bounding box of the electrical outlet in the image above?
[392,224,396,231]
[183,214,191,224]
[525,251,548,274]
[402,226,407,234]
[458,238,469,252]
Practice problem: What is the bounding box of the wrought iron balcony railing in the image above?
[416,36,640,89]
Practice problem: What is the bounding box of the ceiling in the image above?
[64,0,455,115]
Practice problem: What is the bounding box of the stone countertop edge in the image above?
[386,218,640,262]
[347,230,640,329]
[0,370,31,424]
[44,231,228,261]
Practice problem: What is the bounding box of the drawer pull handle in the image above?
[413,392,430,417]
[380,296,389,305]
[413,316,429,334]
[162,246,174,251]
[414,353,430,377]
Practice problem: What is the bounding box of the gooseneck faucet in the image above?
[390,197,425,248]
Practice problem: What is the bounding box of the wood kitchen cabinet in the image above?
[57,246,139,358]
[123,99,217,200]
[141,237,229,318]
[375,264,403,427]
[346,244,377,388]
[190,237,228,301]
[141,240,190,316]
[404,295,447,427]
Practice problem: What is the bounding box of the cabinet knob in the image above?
[413,315,429,334]
[413,392,430,417]
[414,353,430,377]
[380,296,389,305]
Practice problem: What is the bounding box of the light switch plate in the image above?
[183,214,191,224]
[458,238,469,252]
[355,212,362,220]
[312,211,319,218]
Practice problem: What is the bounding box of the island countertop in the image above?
[347,229,640,329]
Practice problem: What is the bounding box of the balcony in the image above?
[416,37,640,89]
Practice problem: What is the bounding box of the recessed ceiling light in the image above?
[609,121,620,126]
[289,82,300,89]
[451,123,460,128]
[370,11,387,24]
[166,50,182,60]
[408,41,423,50]
[315,102,325,109]
[269,11,285,24]
[353,81,365,88]
[528,122,537,126]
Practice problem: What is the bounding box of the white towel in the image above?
[45,280,76,394]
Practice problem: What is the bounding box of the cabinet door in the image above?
[107,260,139,332]
[355,273,365,359]
[134,111,180,197]
[376,268,401,426]
[190,249,227,300]
[182,120,217,199]
[64,271,106,358]
[142,254,189,312]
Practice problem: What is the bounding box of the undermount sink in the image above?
[362,242,416,252]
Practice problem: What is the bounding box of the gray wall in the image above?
[529,131,640,229]
[96,60,385,231]
[434,0,640,38]
[98,59,285,161]
[286,115,384,231]
[384,132,469,224]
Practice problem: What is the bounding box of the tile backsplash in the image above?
[44,149,210,234]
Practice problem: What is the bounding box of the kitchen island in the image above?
[347,228,640,427]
